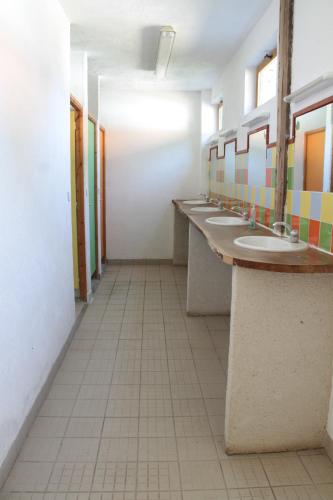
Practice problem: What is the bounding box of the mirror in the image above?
[225,141,236,184]
[294,104,333,192]
[248,128,267,188]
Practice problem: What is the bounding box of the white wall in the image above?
[100,89,202,259]
[212,0,278,149]
[293,0,333,93]
[0,0,73,479]
[201,90,217,193]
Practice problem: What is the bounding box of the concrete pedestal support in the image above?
[173,208,189,266]
[186,222,232,315]
[225,266,333,453]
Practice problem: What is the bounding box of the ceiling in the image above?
[59,0,272,91]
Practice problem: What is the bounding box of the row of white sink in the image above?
[183,200,308,253]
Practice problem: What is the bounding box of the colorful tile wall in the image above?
[209,140,333,253]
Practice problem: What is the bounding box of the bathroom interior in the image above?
[1,0,333,498]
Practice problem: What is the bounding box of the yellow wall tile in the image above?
[287,143,294,167]
[300,191,311,218]
[260,187,266,207]
[286,190,292,214]
[321,192,333,224]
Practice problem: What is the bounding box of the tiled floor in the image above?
[2,264,333,499]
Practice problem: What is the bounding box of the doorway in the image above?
[100,126,106,263]
[88,116,99,278]
[70,96,87,301]
[304,128,325,191]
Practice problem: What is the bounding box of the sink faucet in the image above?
[273,221,299,243]
[231,205,248,220]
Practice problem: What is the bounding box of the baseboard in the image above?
[0,304,87,488]
[324,430,333,462]
[107,259,173,265]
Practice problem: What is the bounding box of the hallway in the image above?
[1,265,333,499]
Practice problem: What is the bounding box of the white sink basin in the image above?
[206,216,248,226]
[183,200,207,205]
[190,207,222,213]
[234,235,308,252]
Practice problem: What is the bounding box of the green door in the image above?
[88,119,96,276]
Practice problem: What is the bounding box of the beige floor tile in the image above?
[47,384,80,400]
[109,384,140,399]
[98,438,138,461]
[180,461,225,490]
[141,372,170,385]
[260,456,312,486]
[114,358,141,371]
[175,416,211,437]
[106,399,140,418]
[47,462,95,492]
[172,399,206,416]
[139,437,178,461]
[3,462,53,492]
[72,399,107,417]
[102,418,139,437]
[141,359,169,371]
[316,484,333,500]
[17,437,61,462]
[78,385,110,399]
[136,493,182,500]
[92,463,137,492]
[86,359,114,371]
[209,415,225,435]
[82,371,113,385]
[57,437,100,462]
[272,485,322,499]
[169,371,198,385]
[65,417,103,437]
[137,462,181,491]
[28,417,68,437]
[300,455,333,483]
[177,436,218,460]
[168,360,196,372]
[205,398,225,416]
[227,489,274,499]
[140,385,171,400]
[39,399,75,417]
[171,384,202,399]
[112,371,142,384]
[53,370,85,385]
[183,491,228,500]
[139,417,175,437]
[221,458,269,488]
[200,383,226,399]
[140,400,173,417]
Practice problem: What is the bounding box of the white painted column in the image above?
[225,266,333,453]
[186,222,232,315]
[173,208,189,265]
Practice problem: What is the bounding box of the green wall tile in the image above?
[319,222,332,252]
[299,217,309,242]
[287,167,294,190]
[269,209,275,227]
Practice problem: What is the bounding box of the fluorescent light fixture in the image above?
[156,26,176,79]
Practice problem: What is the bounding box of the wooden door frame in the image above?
[304,127,325,191]
[99,126,106,262]
[88,114,100,279]
[70,95,87,301]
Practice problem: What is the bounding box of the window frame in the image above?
[256,49,277,107]
[218,101,224,131]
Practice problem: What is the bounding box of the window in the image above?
[256,50,277,107]
[218,101,223,130]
